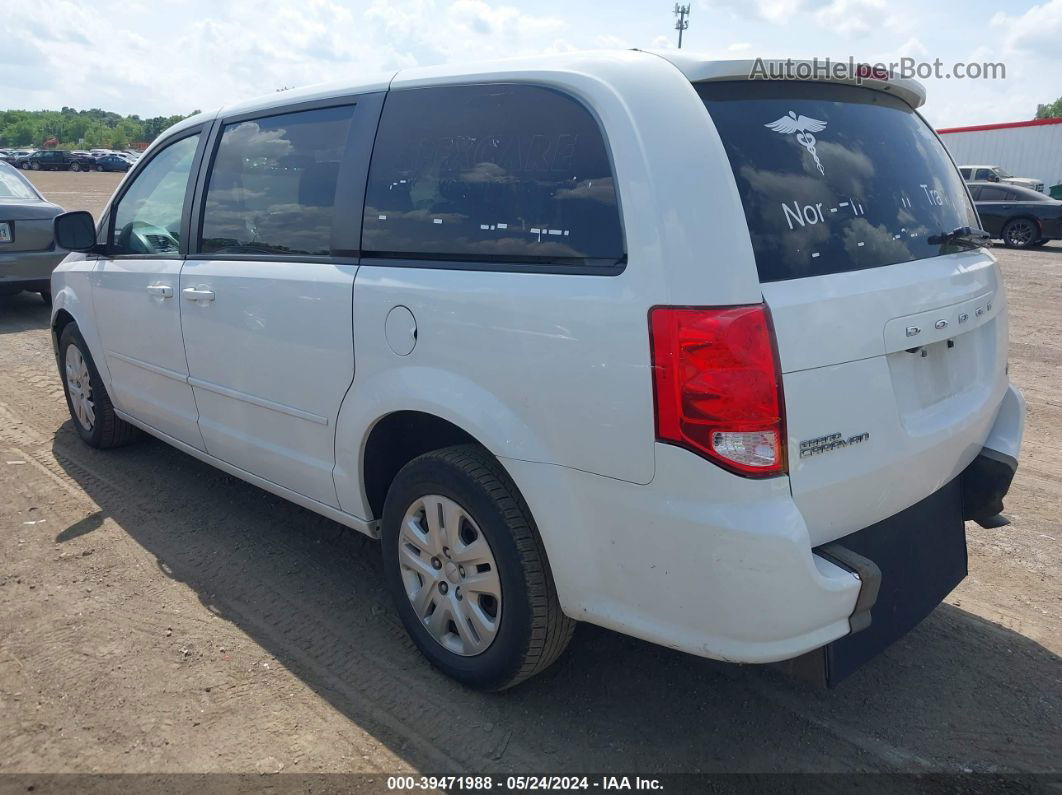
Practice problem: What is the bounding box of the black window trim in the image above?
[357,81,628,277]
[99,121,214,261]
[188,92,385,264]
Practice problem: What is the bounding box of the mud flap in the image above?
[781,478,967,687]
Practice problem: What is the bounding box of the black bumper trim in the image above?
[816,543,881,634]
[961,448,1016,526]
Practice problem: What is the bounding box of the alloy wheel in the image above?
[1006,220,1035,247]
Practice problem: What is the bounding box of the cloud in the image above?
[992,0,1062,58]
[813,0,901,37]
[2,0,568,115]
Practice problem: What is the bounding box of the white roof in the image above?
[163,49,927,140]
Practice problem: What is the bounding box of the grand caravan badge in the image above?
[765,111,827,175]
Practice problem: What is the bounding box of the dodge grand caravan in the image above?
[50,51,1024,690]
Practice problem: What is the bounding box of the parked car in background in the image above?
[1,149,35,165]
[0,161,65,304]
[49,52,1023,691]
[93,154,132,172]
[959,165,1045,194]
[16,150,97,172]
[969,181,1062,248]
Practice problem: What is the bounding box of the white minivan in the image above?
[51,51,1023,690]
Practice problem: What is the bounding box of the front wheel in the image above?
[30,162,39,171]
[381,445,574,690]
[1002,218,1038,248]
[71,162,81,172]
[58,324,139,448]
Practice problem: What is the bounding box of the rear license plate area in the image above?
[0,222,11,243]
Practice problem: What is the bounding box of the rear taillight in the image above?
[649,305,786,477]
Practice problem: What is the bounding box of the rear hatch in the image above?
[699,80,1008,544]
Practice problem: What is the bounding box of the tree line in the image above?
[1035,96,1062,120]
[0,107,197,150]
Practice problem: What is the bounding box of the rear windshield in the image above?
[0,168,38,200]
[698,82,977,283]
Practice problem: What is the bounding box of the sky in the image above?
[1,0,1060,127]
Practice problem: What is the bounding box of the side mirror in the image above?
[54,211,99,252]
[987,174,1000,183]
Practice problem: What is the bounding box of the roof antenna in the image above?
[673,4,690,49]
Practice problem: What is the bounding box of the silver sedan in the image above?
[0,161,65,304]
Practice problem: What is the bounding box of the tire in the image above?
[381,444,574,690]
[71,162,81,172]
[30,162,39,171]
[39,290,51,306]
[1001,218,1039,249]
[58,323,139,449]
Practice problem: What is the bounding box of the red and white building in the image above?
[937,117,1062,192]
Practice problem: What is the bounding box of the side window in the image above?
[978,186,1007,201]
[111,133,200,256]
[967,186,981,200]
[199,105,354,257]
[362,84,624,266]
[974,168,991,180]
[959,168,971,179]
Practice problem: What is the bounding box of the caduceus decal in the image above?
[765,111,828,175]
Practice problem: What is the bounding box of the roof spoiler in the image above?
[639,52,927,110]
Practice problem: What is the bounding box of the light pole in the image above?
[674,4,690,49]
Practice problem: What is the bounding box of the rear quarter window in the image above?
[699,82,977,282]
[978,186,1009,201]
[362,83,624,267]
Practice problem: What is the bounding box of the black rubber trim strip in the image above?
[815,543,882,634]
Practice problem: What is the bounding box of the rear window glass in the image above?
[362,84,624,267]
[698,82,977,283]
[0,168,37,200]
[976,186,1009,201]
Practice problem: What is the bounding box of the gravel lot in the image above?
[1,171,1059,776]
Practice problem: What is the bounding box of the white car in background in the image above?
[48,51,1023,690]
[959,165,1045,194]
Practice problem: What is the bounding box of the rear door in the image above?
[700,81,1008,543]
[974,185,1013,236]
[179,96,381,508]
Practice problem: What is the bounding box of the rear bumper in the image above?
[0,249,65,288]
[504,383,1023,675]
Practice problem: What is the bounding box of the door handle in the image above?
[146,284,173,298]
[182,286,215,303]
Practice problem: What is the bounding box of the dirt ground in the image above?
[0,171,1059,777]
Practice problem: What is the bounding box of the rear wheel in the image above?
[381,445,574,690]
[59,324,138,448]
[1002,218,1038,248]
[30,161,39,171]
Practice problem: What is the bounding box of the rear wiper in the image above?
[927,226,992,250]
